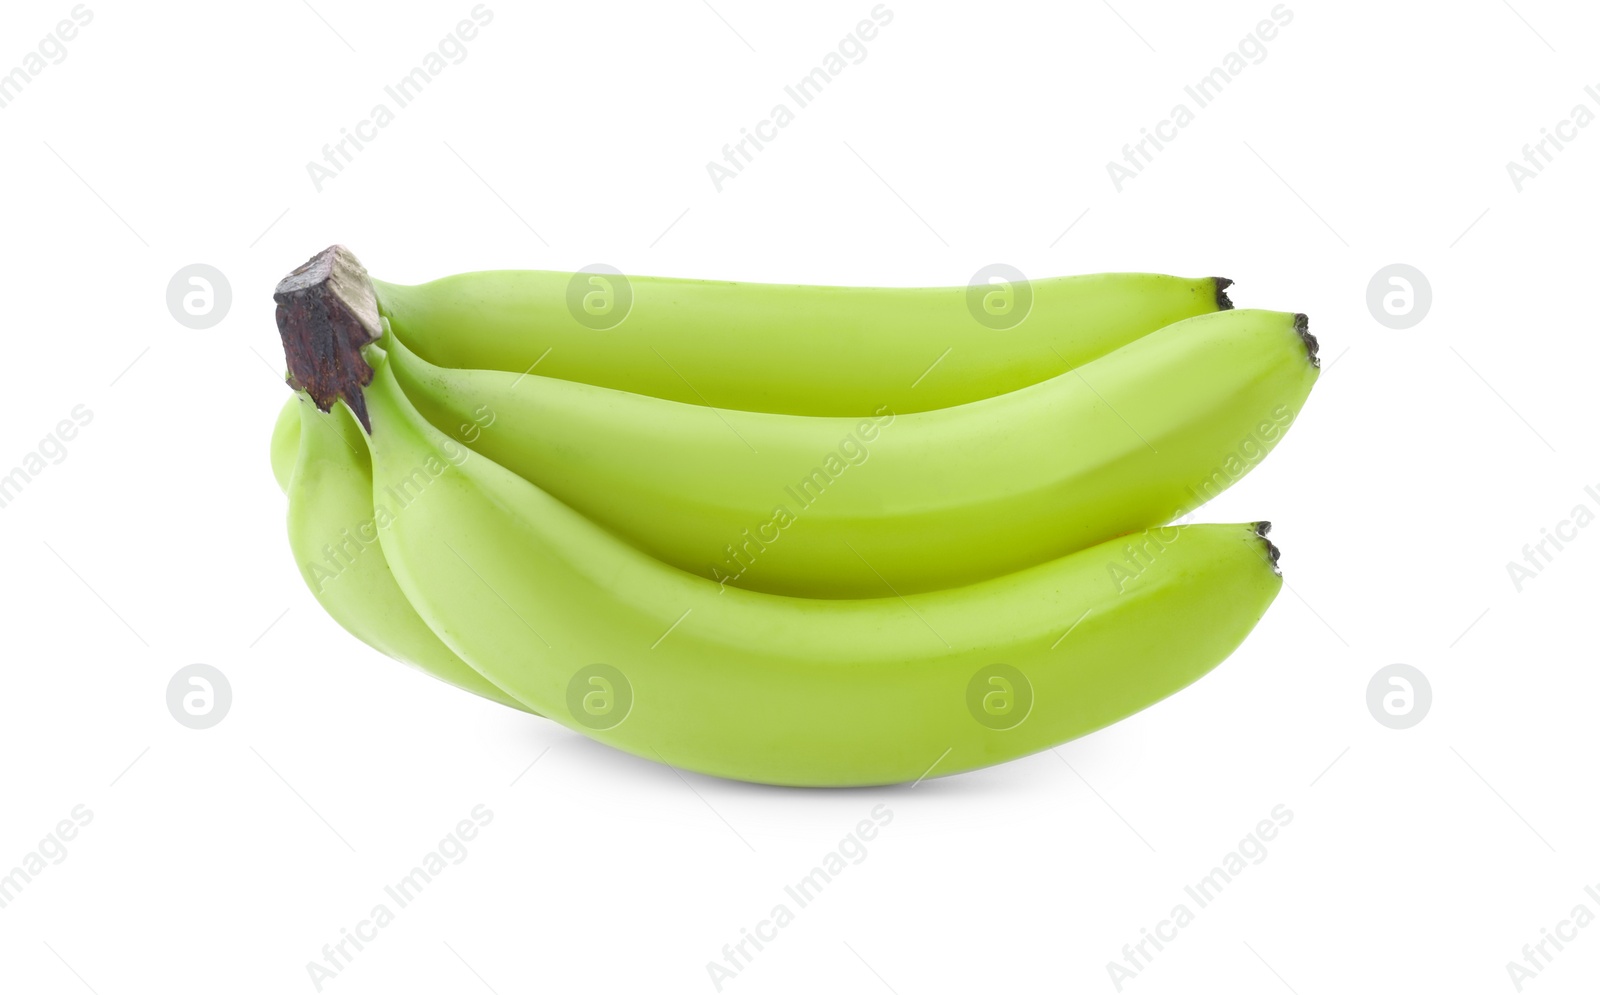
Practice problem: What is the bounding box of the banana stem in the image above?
[274,245,382,431]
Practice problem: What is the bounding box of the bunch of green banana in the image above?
[271,246,1316,786]
[385,308,1315,598]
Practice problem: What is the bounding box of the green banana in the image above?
[363,353,1283,786]
[284,389,532,713]
[374,270,1232,416]
[270,393,300,493]
[385,309,1318,598]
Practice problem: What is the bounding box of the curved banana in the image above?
[363,355,1283,786]
[375,270,1231,416]
[270,394,300,493]
[386,309,1318,598]
[285,390,533,713]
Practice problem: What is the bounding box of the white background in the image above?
[1,0,1597,992]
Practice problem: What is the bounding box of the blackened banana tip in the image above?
[1254,521,1282,574]
[1293,313,1319,368]
[1213,277,1235,311]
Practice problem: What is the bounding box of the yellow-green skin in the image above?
[270,393,300,493]
[386,309,1317,598]
[281,390,532,713]
[364,355,1283,786]
[374,271,1229,416]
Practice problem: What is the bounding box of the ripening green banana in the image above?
[283,388,532,713]
[385,309,1318,598]
[373,270,1232,416]
[270,393,300,493]
[362,353,1283,786]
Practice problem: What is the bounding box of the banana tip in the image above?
[1293,313,1319,368]
[1213,277,1235,311]
[1254,521,1282,575]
